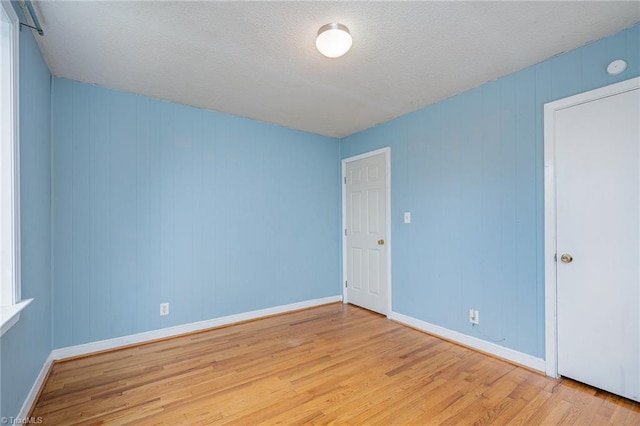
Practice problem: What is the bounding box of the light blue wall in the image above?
[0,4,53,419]
[51,79,341,348]
[341,24,640,358]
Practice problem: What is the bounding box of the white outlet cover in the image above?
[160,303,170,316]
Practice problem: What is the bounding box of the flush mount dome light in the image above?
[316,23,352,58]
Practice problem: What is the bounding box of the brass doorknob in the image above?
[560,253,573,263]
[378,239,385,245]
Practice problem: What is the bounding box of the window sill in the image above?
[0,299,33,337]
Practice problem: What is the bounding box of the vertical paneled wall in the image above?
[341,24,639,358]
[0,7,52,419]
[52,79,340,348]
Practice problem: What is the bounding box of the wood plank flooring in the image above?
[31,303,640,425]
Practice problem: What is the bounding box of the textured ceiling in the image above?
[29,1,640,138]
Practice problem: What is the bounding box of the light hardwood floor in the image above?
[31,303,639,425]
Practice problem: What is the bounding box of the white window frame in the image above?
[0,0,30,337]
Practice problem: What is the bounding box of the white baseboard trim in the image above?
[389,311,546,373]
[17,351,54,420]
[51,295,342,361]
[15,295,341,420]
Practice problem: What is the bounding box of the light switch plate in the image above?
[404,212,411,224]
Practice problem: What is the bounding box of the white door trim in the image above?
[543,77,640,378]
[342,147,392,316]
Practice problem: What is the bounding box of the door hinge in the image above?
[554,253,557,262]
[344,228,347,236]
[344,177,347,184]
[345,280,348,288]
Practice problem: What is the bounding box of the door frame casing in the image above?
[543,77,640,378]
[341,147,392,316]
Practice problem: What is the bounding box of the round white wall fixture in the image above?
[607,59,627,75]
[316,23,352,58]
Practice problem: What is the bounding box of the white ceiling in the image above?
[29,1,640,138]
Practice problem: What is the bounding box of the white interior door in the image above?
[554,84,639,401]
[345,152,388,315]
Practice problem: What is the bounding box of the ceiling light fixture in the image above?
[316,23,352,58]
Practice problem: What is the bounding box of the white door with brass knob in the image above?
[343,149,389,315]
[547,78,640,401]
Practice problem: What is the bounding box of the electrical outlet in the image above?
[160,302,170,316]
[469,309,479,325]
